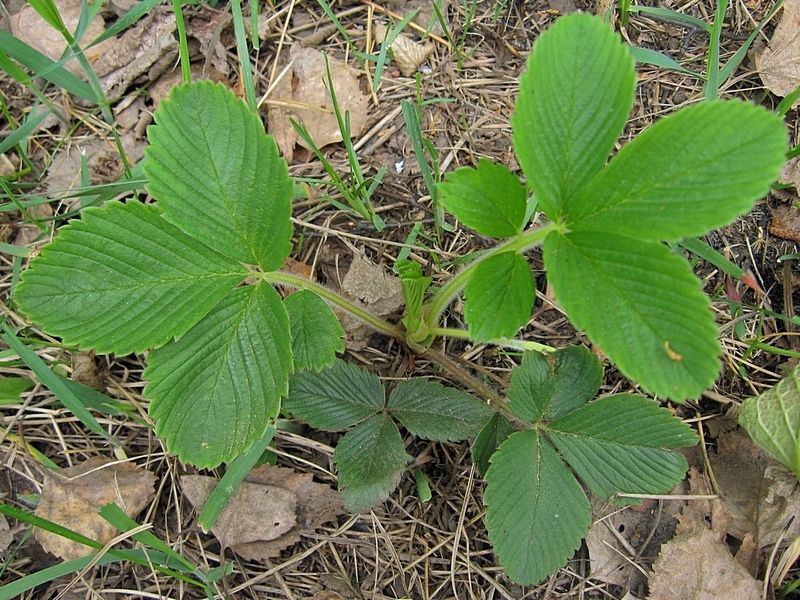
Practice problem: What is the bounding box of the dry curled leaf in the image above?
[183,464,343,561]
[340,251,404,350]
[648,468,762,600]
[709,429,800,548]
[756,0,800,109]
[373,23,434,76]
[267,44,369,162]
[34,458,156,561]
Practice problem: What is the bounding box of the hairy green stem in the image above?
[264,271,405,339]
[424,221,560,326]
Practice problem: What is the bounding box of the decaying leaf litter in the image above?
[1,0,800,597]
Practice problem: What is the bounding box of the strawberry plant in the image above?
[11,12,787,587]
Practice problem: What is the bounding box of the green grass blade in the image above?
[628,6,711,32]
[1,322,120,446]
[678,236,745,279]
[231,0,256,111]
[719,0,783,85]
[0,30,97,102]
[628,46,698,77]
[0,107,50,156]
[704,0,727,100]
[197,423,276,531]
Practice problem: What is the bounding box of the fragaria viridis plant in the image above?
[12,13,787,585]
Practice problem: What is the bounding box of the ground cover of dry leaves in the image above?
[1,0,800,598]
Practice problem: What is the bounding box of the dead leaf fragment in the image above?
[340,252,404,349]
[648,528,761,600]
[10,0,116,78]
[756,0,800,108]
[94,12,179,102]
[374,23,434,76]
[268,44,369,162]
[34,458,156,561]
[648,467,762,600]
[183,464,343,561]
[182,476,297,547]
[709,429,800,547]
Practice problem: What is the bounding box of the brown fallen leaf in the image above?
[340,251,404,350]
[756,0,800,109]
[647,468,762,600]
[182,464,343,561]
[778,156,800,193]
[373,23,434,77]
[769,203,800,243]
[93,11,179,102]
[10,0,116,79]
[382,0,450,36]
[709,429,800,548]
[34,458,156,561]
[267,44,369,162]
[71,351,105,392]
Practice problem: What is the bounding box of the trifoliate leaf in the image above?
[464,252,535,342]
[335,414,412,512]
[283,291,344,371]
[508,346,603,423]
[15,200,246,355]
[438,158,527,238]
[144,282,292,468]
[484,430,591,586]
[386,378,492,441]
[471,413,513,477]
[512,13,635,220]
[568,101,787,240]
[543,231,720,400]
[144,81,293,271]
[547,394,698,499]
[285,359,384,431]
[740,366,800,478]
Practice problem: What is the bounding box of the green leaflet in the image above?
[15,200,246,355]
[386,378,493,441]
[567,101,788,240]
[740,365,800,479]
[547,394,699,499]
[471,413,512,477]
[507,346,602,423]
[144,283,292,467]
[284,291,345,371]
[464,252,535,342]
[438,159,527,238]
[285,360,385,431]
[484,430,590,586]
[335,413,412,512]
[543,231,720,400]
[512,13,635,220]
[144,81,293,271]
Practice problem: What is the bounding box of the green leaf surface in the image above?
[512,13,635,220]
[284,291,345,371]
[471,412,513,477]
[15,200,245,355]
[740,366,800,478]
[335,413,412,512]
[484,430,590,586]
[387,378,492,441]
[567,101,786,240]
[548,394,698,499]
[144,81,293,270]
[543,231,720,399]
[0,377,34,400]
[144,282,292,468]
[438,158,527,238]
[285,359,385,431]
[508,346,602,423]
[464,252,535,342]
